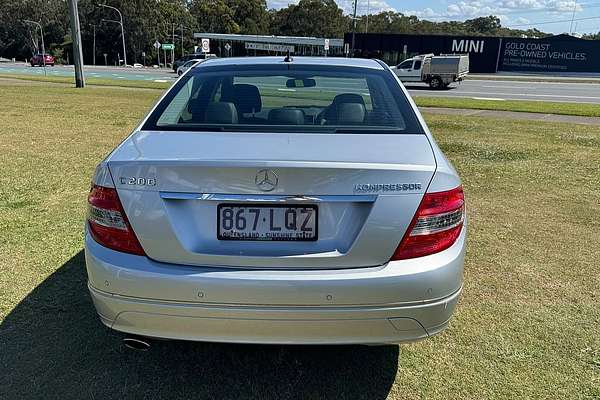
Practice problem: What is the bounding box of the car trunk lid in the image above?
[108,130,436,269]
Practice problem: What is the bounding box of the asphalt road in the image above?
[404,79,600,104]
[0,63,176,82]
[2,63,600,104]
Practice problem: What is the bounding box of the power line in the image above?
[507,14,600,27]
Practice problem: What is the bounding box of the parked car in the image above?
[173,53,216,72]
[30,53,54,67]
[391,54,469,89]
[85,56,466,348]
[176,59,202,76]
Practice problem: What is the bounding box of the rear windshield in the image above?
[143,64,423,134]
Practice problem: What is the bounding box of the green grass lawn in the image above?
[0,80,598,399]
[414,96,600,118]
[0,73,172,90]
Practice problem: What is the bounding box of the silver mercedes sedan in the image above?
[85,56,466,346]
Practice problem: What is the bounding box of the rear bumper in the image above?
[90,284,461,345]
[85,227,465,344]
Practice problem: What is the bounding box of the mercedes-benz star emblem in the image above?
[255,169,278,192]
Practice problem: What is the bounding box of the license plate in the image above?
[217,204,318,241]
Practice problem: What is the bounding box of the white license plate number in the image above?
[217,204,318,241]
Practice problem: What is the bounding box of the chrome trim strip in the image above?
[160,192,377,203]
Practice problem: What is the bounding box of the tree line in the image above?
[0,0,551,65]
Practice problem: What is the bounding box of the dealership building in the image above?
[192,32,600,74]
[344,33,600,73]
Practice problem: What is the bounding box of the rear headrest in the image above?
[268,108,305,125]
[233,84,262,114]
[336,103,366,125]
[205,102,238,124]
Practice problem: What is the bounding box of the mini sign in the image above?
[161,43,174,50]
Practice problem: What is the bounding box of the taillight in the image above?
[87,184,146,256]
[391,186,464,260]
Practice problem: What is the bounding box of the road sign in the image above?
[162,43,174,50]
[324,39,330,51]
[224,43,231,51]
[344,43,349,54]
[201,38,210,53]
[153,40,161,49]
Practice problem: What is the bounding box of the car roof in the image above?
[196,56,385,70]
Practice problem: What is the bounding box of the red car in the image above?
[30,54,54,67]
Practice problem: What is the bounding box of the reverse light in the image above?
[87,184,146,256]
[391,186,464,260]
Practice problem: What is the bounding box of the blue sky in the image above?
[268,0,599,34]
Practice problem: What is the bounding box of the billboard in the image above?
[346,33,600,74]
[346,33,501,72]
[498,35,598,73]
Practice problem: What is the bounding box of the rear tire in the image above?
[429,77,443,89]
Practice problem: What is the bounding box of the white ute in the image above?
[392,54,469,89]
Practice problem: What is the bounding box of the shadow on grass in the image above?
[1,251,399,399]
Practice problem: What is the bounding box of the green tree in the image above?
[270,0,349,38]
[190,0,240,34]
[225,0,269,34]
[464,16,501,35]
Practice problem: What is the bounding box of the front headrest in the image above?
[335,103,366,125]
[268,108,305,125]
[332,93,365,105]
[233,84,262,114]
[205,102,238,124]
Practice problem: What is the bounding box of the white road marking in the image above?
[444,90,600,100]
[480,85,529,90]
[154,79,168,83]
[472,97,506,101]
[277,88,296,92]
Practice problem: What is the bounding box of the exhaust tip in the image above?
[122,336,151,351]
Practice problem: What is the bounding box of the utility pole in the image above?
[569,0,578,33]
[98,4,126,66]
[23,20,46,75]
[365,0,370,33]
[67,0,85,87]
[350,0,358,57]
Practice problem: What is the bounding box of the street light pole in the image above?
[172,23,175,65]
[89,24,96,66]
[98,4,127,66]
[23,20,46,74]
[350,0,358,57]
[180,25,184,57]
[92,24,96,65]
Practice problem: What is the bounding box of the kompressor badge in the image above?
[354,183,422,193]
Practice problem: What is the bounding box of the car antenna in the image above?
[284,51,293,62]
